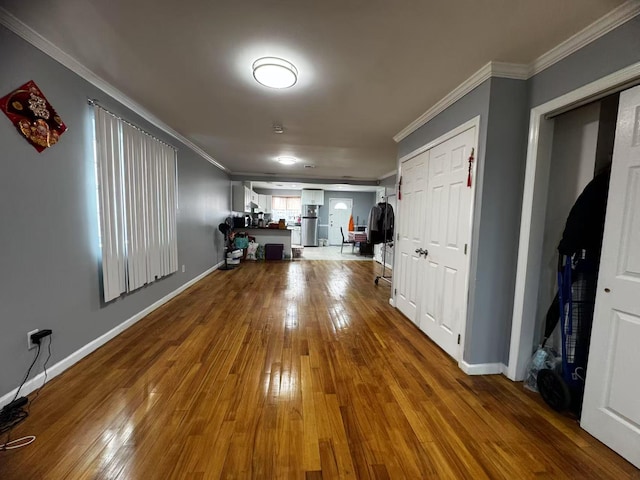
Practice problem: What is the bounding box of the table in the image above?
[348,231,368,243]
[346,231,368,254]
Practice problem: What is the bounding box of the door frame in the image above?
[395,116,480,366]
[507,61,640,381]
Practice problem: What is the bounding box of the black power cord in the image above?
[1,335,52,451]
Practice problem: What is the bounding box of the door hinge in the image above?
[457,334,461,345]
[394,288,397,295]
[397,233,399,241]
[464,244,468,255]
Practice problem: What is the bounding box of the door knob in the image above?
[422,249,429,258]
[415,248,423,254]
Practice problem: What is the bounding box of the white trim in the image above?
[388,297,395,307]
[394,3,640,142]
[397,116,480,366]
[398,116,481,163]
[529,1,640,77]
[507,61,640,382]
[0,8,228,173]
[394,62,526,142]
[459,361,506,376]
[377,169,397,181]
[491,62,530,80]
[0,262,223,409]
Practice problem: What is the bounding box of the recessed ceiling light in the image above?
[253,57,298,89]
[276,156,297,165]
[273,123,284,134]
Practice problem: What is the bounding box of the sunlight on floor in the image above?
[293,245,372,261]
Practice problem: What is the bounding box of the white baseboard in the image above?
[388,297,395,307]
[459,360,507,376]
[0,262,223,408]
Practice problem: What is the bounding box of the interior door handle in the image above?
[415,248,424,255]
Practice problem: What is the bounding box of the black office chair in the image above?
[340,227,355,254]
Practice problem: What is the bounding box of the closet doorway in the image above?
[509,67,640,468]
[396,118,478,362]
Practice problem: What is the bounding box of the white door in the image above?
[396,151,428,323]
[328,198,352,245]
[581,86,640,468]
[419,127,476,359]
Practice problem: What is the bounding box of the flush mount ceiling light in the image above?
[253,57,298,89]
[276,156,297,165]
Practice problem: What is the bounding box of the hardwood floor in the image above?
[1,261,638,479]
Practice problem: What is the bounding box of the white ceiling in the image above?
[252,181,379,193]
[0,0,628,180]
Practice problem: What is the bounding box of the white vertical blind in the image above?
[94,108,126,302]
[94,105,178,302]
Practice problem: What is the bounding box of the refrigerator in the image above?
[301,205,319,246]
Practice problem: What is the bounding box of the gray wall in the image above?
[0,25,230,399]
[529,16,640,108]
[398,78,531,365]
[475,78,529,364]
[397,15,640,367]
[317,191,376,239]
[379,174,397,188]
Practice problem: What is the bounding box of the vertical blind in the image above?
[94,106,178,302]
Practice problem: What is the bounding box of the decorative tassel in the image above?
[467,148,475,188]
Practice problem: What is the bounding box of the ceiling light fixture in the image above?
[253,57,298,89]
[273,123,285,134]
[276,156,297,165]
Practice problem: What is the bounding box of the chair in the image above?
[340,227,355,254]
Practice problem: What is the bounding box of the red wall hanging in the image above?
[0,80,67,152]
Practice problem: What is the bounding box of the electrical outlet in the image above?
[182,264,185,272]
[27,329,39,350]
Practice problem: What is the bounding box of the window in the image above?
[271,196,301,223]
[93,105,178,302]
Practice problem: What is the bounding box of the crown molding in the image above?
[0,8,228,172]
[377,169,397,180]
[529,0,640,77]
[394,1,640,143]
[393,62,527,142]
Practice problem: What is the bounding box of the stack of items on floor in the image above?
[226,249,243,265]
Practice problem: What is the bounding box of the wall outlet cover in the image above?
[27,329,39,350]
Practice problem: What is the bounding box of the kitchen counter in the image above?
[237,227,292,259]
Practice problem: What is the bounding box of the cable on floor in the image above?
[0,436,36,450]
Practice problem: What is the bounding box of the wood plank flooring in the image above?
[1,261,638,479]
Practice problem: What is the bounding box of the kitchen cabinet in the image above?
[258,194,272,213]
[251,190,259,207]
[232,185,252,212]
[289,226,301,245]
[301,189,324,205]
[257,194,272,213]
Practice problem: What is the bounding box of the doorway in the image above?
[328,198,353,246]
[508,62,640,382]
[508,65,640,468]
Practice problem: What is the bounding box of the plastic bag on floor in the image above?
[246,241,259,260]
[524,346,561,392]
